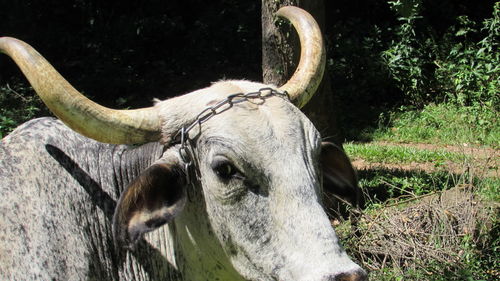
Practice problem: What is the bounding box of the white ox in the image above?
[0,6,367,281]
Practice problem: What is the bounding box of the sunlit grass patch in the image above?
[343,142,464,164]
[372,104,499,147]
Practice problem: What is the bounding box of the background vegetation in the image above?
[1,0,498,280]
[0,0,498,143]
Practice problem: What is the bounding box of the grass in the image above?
[344,142,464,164]
[357,169,459,201]
[372,103,499,148]
[335,103,499,280]
[476,176,500,202]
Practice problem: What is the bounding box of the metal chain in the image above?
[175,87,289,184]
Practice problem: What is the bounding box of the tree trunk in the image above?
[262,0,341,145]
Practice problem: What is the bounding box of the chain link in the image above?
[175,87,289,184]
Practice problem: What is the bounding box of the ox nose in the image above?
[322,268,368,281]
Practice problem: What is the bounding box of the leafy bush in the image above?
[330,1,498,142]
[435,2,500,109]
[382,1,499,108]
[382,0,433,106]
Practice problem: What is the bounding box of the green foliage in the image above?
[455,223,500,281]
[374,103,499,146]
[379,0,499,110]
[435,2,500,109]
[0,83,46,138]
[381,1,499,109]
[331,1,498,142]
[382,0,432,106]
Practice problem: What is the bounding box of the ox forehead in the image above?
[203,97,321,179]
[0,6,367,281]
[179,86,321,166]
[191,89,322,192]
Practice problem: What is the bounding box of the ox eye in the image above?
[211,157,242,180]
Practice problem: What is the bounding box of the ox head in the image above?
[1,6,367,281]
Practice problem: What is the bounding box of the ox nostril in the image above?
[323,268,368,281]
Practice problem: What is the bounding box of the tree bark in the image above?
[262,0,341,145]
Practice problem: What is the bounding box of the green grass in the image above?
[372,103,499,147]
[476,176,500,202]
[357,168,463,203]
[344,142,464,164]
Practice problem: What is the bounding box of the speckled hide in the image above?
[0,118,179,280]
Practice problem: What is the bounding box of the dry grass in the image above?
[331,186,498,280]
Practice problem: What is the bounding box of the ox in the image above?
[0,6,367,281]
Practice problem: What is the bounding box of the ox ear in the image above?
[112,160,186,248]
[321,142,364,209]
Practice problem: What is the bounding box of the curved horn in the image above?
[276,6,326,108]
[0,37,161,144]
